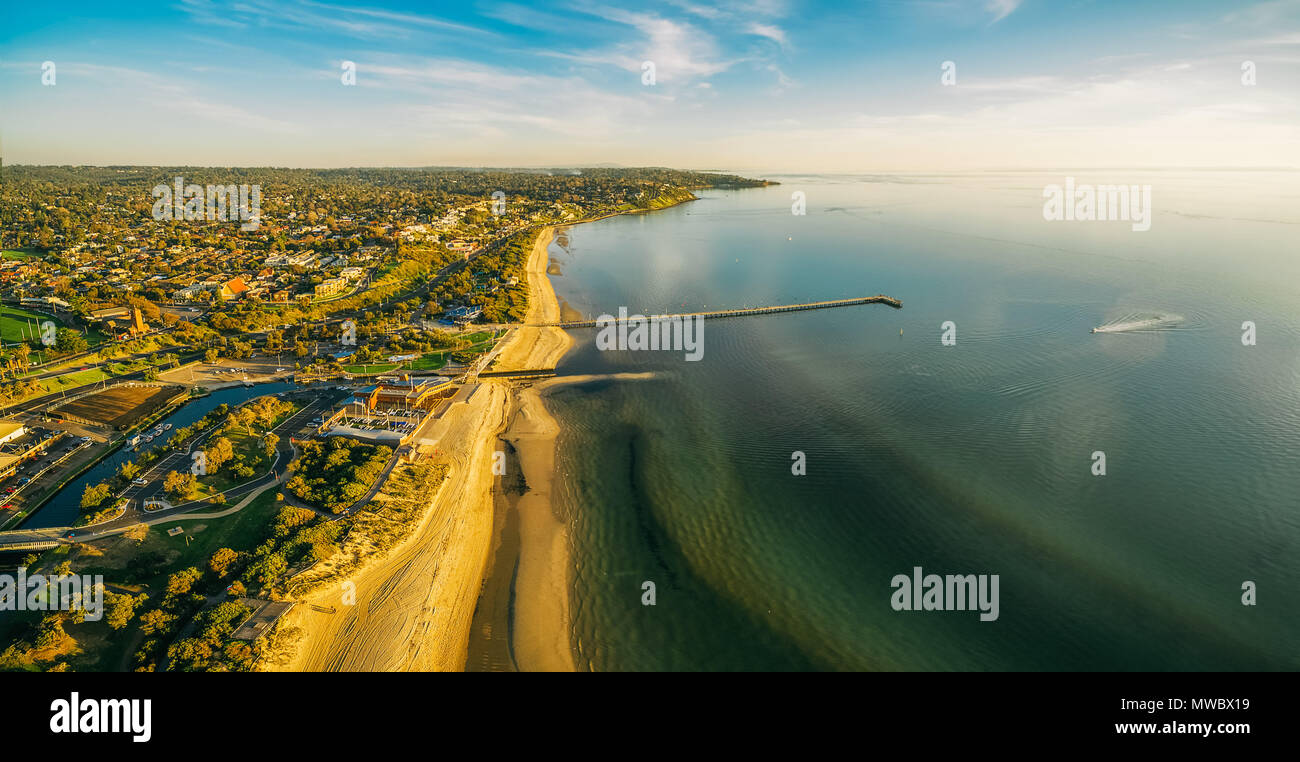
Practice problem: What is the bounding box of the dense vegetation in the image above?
[285,437,392,514]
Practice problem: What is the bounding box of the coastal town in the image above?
[0,166,769,671]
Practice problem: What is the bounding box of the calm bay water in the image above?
[544,172,1300,670]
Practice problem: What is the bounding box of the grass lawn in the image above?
[0,305,63,344]
[0,305,107,349]
[408,353,447,371]
[1,249,40,261]
[46,368,113,388]
[343,362,400,374]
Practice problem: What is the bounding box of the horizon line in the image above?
[3,164,1297,173]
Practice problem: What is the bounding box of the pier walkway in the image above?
[541,295,902,329]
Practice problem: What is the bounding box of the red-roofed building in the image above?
[220,277,250,300]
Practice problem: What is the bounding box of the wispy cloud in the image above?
[546,7,738,83]
[66,62,301,134]
[177,0,492,39]
[985,0,1023,24]
[747,22,789,48]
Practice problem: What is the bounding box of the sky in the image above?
[0,0,1297,171]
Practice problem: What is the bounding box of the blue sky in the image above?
[1,0,1297,170]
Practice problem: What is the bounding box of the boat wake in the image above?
[1091,312,1183,334]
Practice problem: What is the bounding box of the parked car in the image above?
[132,478,148,486]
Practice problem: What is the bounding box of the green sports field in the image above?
[0,305,63,344]
[0,305,107,348]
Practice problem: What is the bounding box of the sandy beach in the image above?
[272,381,509,671]
[273,225,578,671]
[470,226,578,671]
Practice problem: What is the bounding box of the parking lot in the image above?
[0,426,97,527]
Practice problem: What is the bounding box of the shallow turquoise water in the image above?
[544,172,1300,671]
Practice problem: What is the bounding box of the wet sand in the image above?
[469,226,578,671]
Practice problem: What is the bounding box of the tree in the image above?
[138,609,177,636]
[104,591,147,630]
[80,482,112,511]
[13,344,31,373]
[165,567,201,597]
[244,553,287,586]
[163,470,197,501]
[54,327,88,354]
[208,548,239,577]
[205,437,235,472]
[230,407,256,433]
[34,614,68,650]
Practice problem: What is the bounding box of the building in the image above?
[443,305,482,325]
[220,277,250,300]
[0,422,26,446]
[320,377,456,448]
[130,304,147,334]
[265,251,318,269]
[175,284,210,301]
[314,278,347,299]
[20,296,71,310]
[89,306,130,322]
[0,423,56,481]
[360,376,452,412]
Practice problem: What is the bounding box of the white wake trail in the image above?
[1092,313,1183,334]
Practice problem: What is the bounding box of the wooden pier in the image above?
[543,294,902,329]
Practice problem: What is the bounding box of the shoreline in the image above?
[465,200,699,671]
[469,224,577,671]
[272,196,692,672]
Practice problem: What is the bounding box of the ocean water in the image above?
[542,172,1300,671]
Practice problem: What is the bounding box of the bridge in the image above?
[542,294,902,329]
[0,527,67,551]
